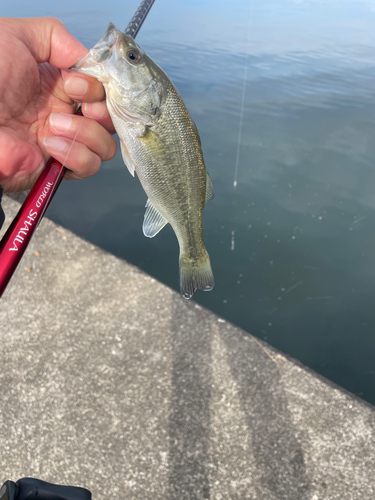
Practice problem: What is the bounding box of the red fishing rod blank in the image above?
[0,159,66,297]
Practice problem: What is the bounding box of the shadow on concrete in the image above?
[222,331,310,500]
[166,295,310,499]
[167,299,212,500]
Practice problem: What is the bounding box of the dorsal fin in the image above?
[143,199,168,238]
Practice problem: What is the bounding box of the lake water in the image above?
[4,0,375,405]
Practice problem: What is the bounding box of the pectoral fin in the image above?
[205,172,214,204]
[140,127,169,160]
[120,141,135,177]
[143,199,168,238]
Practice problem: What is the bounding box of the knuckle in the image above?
[104,137,117,161]
[93,154,102,173]
[46,16,65,28]
[85,152,101,177]
[73,148,101,179]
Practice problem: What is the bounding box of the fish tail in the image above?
[179,248,215,299]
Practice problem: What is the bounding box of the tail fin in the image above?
[179,249,215,299]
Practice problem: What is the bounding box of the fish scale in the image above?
[73,23,214,298]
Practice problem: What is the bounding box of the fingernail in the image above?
[83,101,106,119]
[43,136,67,152]
[65,76,88,96]
[50,113,73,131]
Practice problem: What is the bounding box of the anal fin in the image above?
[143,199,168,238]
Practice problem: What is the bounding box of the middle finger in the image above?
[48,112,117,162]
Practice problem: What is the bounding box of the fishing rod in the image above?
[0,0,155,298]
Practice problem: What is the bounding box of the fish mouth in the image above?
[70,51,113,83]
[70,55,104,82]
[71,55,160,126]
[70,23,120,81]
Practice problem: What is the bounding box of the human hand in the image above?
[0,17,117,193]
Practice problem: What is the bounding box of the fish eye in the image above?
[126,48,141,63]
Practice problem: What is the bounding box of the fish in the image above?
[72,23,214,299]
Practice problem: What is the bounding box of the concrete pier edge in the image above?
[1,195,374,500]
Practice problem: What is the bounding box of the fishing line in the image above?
[37,116,85,228]
[233,8,252,190]
[230,5,253,253]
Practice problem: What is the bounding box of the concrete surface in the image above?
[0,195,374,500]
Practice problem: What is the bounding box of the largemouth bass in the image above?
[73,23,214,299]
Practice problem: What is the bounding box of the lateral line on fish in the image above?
[36,116,85,229]
[233,8,252,190]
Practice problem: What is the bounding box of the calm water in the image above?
[5,0,375,404]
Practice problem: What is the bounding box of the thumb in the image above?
[7,17,88,69]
